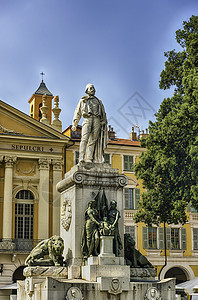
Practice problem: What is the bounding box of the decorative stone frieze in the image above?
[57,163,128,192]
[23,266,68,278]
[38,158,51,170]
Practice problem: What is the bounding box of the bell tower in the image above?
[28,79,53,124]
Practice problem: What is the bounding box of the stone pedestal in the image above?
[56,162,128,271]
[17,276,176,300]
[99,235,120,265]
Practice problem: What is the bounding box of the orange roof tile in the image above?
[108,138,140,147]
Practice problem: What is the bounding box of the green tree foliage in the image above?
[134,15,198,226]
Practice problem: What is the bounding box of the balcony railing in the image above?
[0,239,42,253]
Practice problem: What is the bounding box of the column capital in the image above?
[38,158,51,170]
[52,159,63,171]
[4,156,17,167]
[0,156,4,163]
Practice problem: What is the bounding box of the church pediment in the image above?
[0,100,68,140]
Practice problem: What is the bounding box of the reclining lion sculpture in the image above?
[25,235,64,266]
[124,233,153,268]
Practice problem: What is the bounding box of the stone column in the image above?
[38,158,51,240]
[3,156,17,239]
[52,159,63,236]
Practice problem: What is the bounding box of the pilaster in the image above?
[38,158,51,239]
[3,156,17,239]
[52,159,63,235]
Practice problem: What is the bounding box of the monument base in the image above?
[17,275,176,299]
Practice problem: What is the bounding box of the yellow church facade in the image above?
[0,82,72,299]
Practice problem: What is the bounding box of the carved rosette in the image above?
[38,158,51,170]
[61,197,72,231]
[52,159,63,171]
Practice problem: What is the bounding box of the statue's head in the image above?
[85,84,96,96]
[150,288,156,298]
[88,200,96,208]
[110,200,117,209]
[124,233,135,248]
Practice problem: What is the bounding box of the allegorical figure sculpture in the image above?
[81,200,100,258]
[108,200,123,256]
[99,216,113,236]
[25,235,64,266]
[124,233,153,268]
[71,84,108,163]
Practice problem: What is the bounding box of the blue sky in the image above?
[0,0,197,138]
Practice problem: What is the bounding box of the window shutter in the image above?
[129,156,133,171]
[143,227,148,249]
[166,227,171,250]
[124,189,129,209]
[124,156,128,170]
[135,188,140,209]
[193,228,198,250]
[159,227,164,249]
[181,228,186,250]
[129,188,134,209]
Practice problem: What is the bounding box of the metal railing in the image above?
[0,239,42,253]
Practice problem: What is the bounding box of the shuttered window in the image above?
[123,155,133,171]
[159,227,164,249]
[143,227,186,250]
[166,227,186,250]
[193,228,198,250]
[124,188,140,209]
[143,227,157,249]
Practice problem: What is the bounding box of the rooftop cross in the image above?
[40,72,45,82]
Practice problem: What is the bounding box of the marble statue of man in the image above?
[71,84,108,163]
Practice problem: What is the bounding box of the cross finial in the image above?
[40,72,45,82]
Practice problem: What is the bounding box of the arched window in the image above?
[39,103,42,120]
[15,190,34,251]
[30,105,33,117]
[165,267,187,285]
